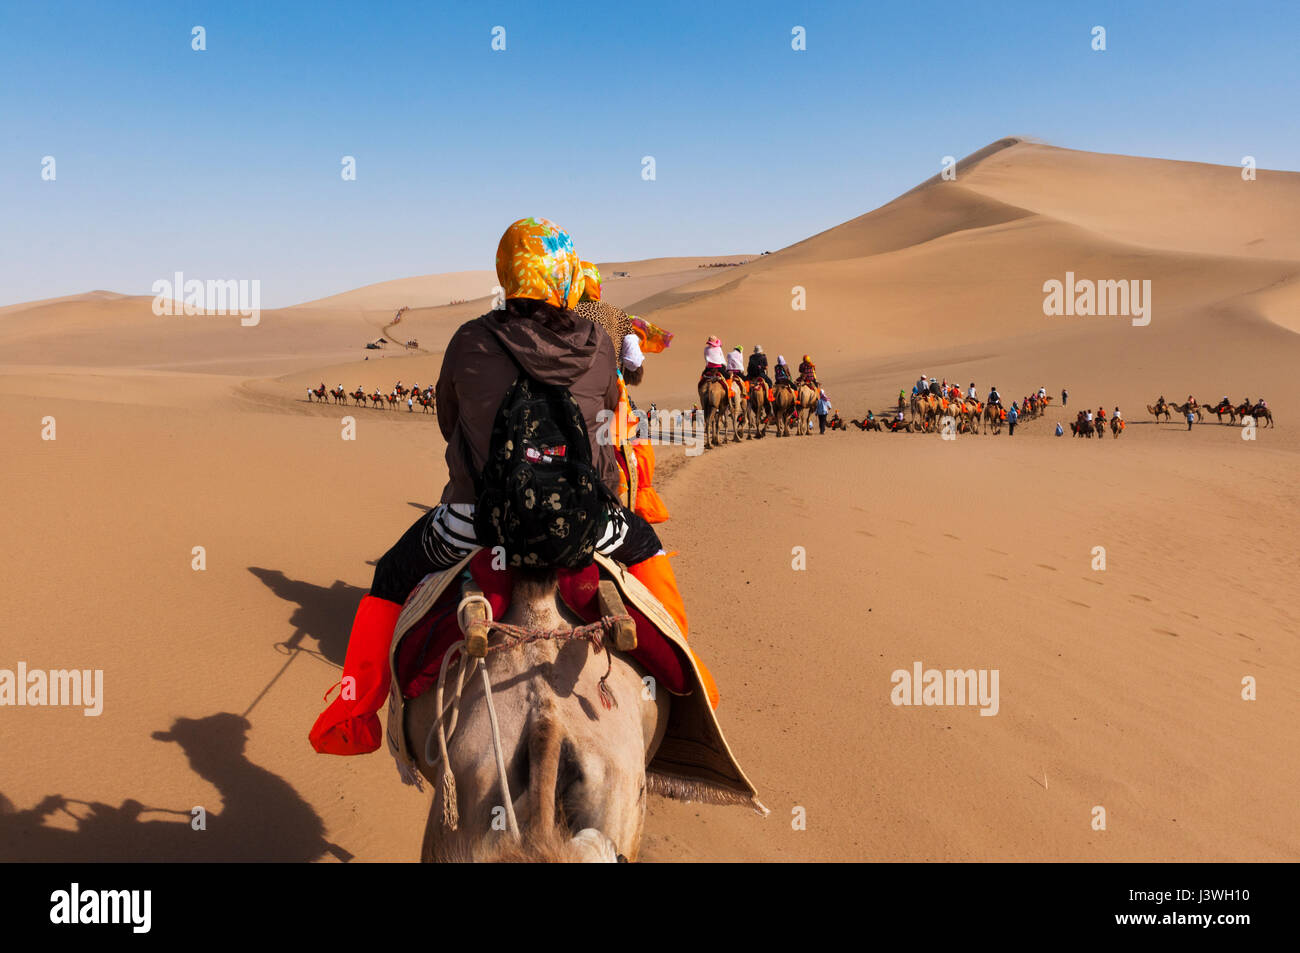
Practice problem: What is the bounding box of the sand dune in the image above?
[3,139,1297,862]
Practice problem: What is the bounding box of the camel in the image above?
[697,375,730,448]
[745,379,769,439]
[851,416,882,431]
[307,384,328,403]
[405,570,670,862]
[771,383,797,437]
[1238,402,1273,428]
[982,403,1003,435]
[351,389,367,406]
[395,384,410,399]
[796,383,818,435]
[1209,399,1237,424]
[723,380,746,442]
[386,392,399,409]
[370,392,385,409]
[1110,416,1124,438]
[1146,403,1171,423]
[1169,401,1204,423]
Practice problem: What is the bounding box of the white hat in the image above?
[621,333,644,370]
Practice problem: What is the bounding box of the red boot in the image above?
[628,554,720,710]
[309,595,403,755]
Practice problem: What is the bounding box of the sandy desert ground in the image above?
[2,138,1297,861]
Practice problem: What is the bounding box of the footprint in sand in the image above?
[1066,599,1091,608]
[986,573,1009,581]
[944,533,960,540]
[987,548,1008,555]
[1153,628,1180,638]
[1130,594,1153,602]
[1237,632,1255,641]
[1036,563,1058,571]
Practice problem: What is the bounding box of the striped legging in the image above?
[370,502,661,604]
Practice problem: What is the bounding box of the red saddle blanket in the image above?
[395,549,689,699]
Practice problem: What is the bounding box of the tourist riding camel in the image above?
[987,385,1002,407]
[746,345,772,389]
[774,355,794,387]
[726,345,745,380]
[309,217,715,756]
[798,354,819,389]
[702,335,726,380]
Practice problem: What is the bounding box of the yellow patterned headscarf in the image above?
[578,261,602,302]
[494,218,583,309]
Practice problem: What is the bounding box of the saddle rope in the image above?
[422,598,630,838]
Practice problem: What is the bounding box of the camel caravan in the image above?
[696,361,1278,447]
[697,344,825,445]
[307,381,436,414]
[1147,395,1273,427]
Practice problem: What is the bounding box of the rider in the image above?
[726,345,745,380]
[774,355,794,387]
[310,218,718,757]
[746,344,772,389]
[968,382,978,401]
[987,385,1002,407]
[1187,394,1197,409]
[702,336,726,379]
[798,354,819,389]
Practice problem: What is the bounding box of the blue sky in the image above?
[2,0,1297,307]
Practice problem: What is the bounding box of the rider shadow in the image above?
[0,713,351,862]
[248,567,367,666]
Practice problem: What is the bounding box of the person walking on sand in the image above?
[1008,402,1019,435]
[1186,407,1196,430]
[815,388,832,434]
[1062,387,1068,407]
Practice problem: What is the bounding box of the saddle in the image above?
[385,548,760,807]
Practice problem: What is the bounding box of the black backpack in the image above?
[469,343,614,569]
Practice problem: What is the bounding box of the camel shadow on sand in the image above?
[0,713,351,862]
